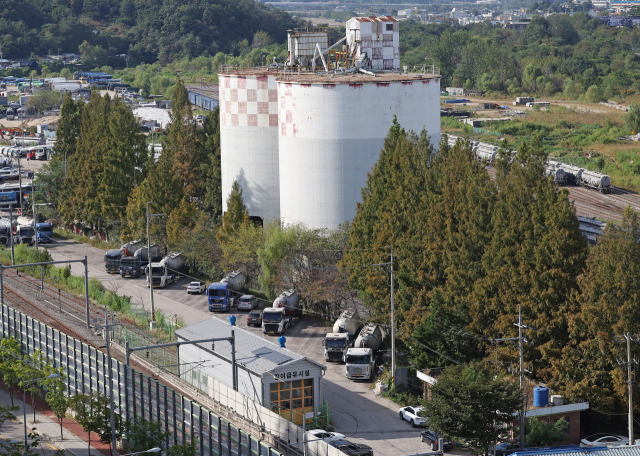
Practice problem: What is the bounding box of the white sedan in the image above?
[580,434,629,447]
[187,281,206,294]
[399,406,427,427]
[308,429,346,442]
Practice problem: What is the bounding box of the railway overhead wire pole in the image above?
[0,256,91,327]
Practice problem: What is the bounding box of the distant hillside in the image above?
[0,0,298,63]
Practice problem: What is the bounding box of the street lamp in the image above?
[120,448,162,456]
[22,373,60,452]
[146,202,164,327]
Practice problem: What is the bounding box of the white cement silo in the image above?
[278,73,440,230]
[219,69,280,222]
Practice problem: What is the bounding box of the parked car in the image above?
[420,429,453,451]
[237,294,257,311]
[399,406,426,427]
[247,309,263,327]
[308,429,346,442]
[580,434,629,447]
[186,281,206,294]
[328,440,373,456]
[490,442,518,456]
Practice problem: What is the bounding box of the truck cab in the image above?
[323,333,350,362]
[16,224,35,245]
[262,308,291,335]
[345,348,376,380]
[104,249,122,273]
[207,283,234,311]
[119,256,143,277]
[36,222,53,243]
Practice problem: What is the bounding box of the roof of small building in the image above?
[511,445,640,456]
[176,317,326,375]
[350,15,398,22]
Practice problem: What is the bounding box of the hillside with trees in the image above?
[0,0,297,63]
[400,13,640,101]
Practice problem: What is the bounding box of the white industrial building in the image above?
[176,317,326,423]
[219,16,441,230]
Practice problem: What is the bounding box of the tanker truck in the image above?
[146,252,186,288]
[323,310,361,362]
[207,271,246,312]
[333,310,361,337]
[121,239,145,257]
[120,244,159,278]
[345,324,385,381]
[273,290,302,317]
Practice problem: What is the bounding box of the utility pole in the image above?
[390,247,396,390]
[32,184,37,251]
[517,304,525,449]
[146,202,164,328]
[626,333,634,446]
[494,303,535,449]
[9,205,14,265]
[98,308,119,456]
[617,332,637,446]
[368,248,396,389]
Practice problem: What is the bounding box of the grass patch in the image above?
[53,228,119,250]
[442,105,640,191]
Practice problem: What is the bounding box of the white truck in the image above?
[146,252,185,288]
[323,333,350,362]
[16,224,35,245]
[262,308,291,335]
[345,324,385,381]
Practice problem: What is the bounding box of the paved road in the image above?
[0,386,107,456]
[40,238,440,456]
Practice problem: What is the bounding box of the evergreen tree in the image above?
[163,79,205,199]
[470,138,588,381]
[553,208,640,410]
[59,91,148,237]
[54,94,83,173]
[343,120,436,322]
[423,364,522,456]
[406,137,495,366]
[199,108,222,220]
[217,180,249,244]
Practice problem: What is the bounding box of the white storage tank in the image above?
[277,72,441,230]
[219,69,280,223]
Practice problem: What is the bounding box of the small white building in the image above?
[346,16,400,70]
[176,317,326,423]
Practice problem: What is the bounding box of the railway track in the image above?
[0,267,174,374]
[567,186,640,222]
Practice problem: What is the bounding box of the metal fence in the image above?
[0,303,282,456]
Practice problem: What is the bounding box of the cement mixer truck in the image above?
[146,252,186,288]
[345,324,385,381]
[120,244,159,278]
[323,310,361,362]
[207,271,246,312]
[273,290,302,316]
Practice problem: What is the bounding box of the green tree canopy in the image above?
[423,364,522,456]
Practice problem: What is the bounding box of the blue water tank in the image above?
[229,315,236,326]
[533,386,549,407]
